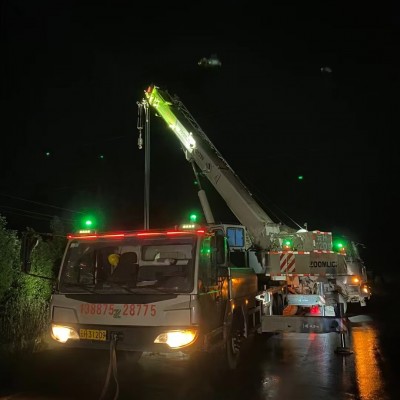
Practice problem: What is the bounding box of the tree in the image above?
[0,215,67,354]
[0,215,20,303]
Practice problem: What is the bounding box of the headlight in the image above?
[361,284,370,295]
[51,324,79,343]
[350,276,360,285]
[154,329,197,349]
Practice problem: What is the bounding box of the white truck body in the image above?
[144,85,371,324]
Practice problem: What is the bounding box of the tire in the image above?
[224,315,245,371]
[272,293,284,315]
[334,294,348,317]
[346,300,368,316]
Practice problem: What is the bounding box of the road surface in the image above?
[0,284,398,400]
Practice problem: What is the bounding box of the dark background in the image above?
[1,1,399,272]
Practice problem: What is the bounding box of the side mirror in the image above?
[20,231,39,273]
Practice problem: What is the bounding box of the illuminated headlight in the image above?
[350,275,360,285]
[154,330,197,349]
[51,324,79,343]
[361,285,370,295]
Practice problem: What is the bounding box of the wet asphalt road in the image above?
[1,281,399,400]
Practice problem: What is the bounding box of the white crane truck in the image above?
[20,84,370,371]
[143,84,371,326]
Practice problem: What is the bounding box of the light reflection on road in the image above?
[351,320,388,400]
[0,311,395,400]
[250,312,391,400]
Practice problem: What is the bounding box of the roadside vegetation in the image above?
[0,215,66,357]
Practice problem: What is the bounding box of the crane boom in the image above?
[144,84,294,249]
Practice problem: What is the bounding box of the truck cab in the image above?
[40,224,260,369]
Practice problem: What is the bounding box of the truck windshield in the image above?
[58,235,196,294]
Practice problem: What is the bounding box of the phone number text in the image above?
[80,303,157,317]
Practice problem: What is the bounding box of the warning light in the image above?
[309,305,320,315]
[78,229,92,234]
[181,224,196,230]
[333,237,347,254]
[282,238,293,250]
[79,214,98,230]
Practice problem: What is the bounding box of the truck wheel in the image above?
[334,294,348,317]
[272,293,284,315]
[346,301,366,316]
[225,317,244,370]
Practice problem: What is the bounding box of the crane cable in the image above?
[137,98,151,229]
[99,333,120,400]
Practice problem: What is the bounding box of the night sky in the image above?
[1,1,399,270]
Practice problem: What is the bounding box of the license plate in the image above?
[79,329,107,341]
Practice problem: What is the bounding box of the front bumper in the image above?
[50,323,202,354]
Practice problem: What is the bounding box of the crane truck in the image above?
[19,84,370,372]
[142,84,371,322]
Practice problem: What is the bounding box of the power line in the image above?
[0,208,73,225]
[0,204,74,221]
[0,193,84,214]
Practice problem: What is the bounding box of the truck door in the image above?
[197,231,228,337]
[211,230,230,326]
